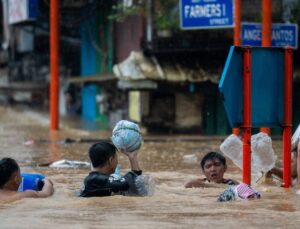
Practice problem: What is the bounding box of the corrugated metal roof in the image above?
[113,51,220,83]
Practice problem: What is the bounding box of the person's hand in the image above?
[120,149,141,171]
[120,149,139,159]
[42,178,54,196]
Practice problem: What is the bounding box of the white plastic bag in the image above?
[251,132,276,173]
[292,124,300,151]
[220,134,243,170]
[220,133,276,174]
[134,175,155,196]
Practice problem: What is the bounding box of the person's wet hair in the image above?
[89,141,117,168]
[0,158,20,188]
[200,152,226,170]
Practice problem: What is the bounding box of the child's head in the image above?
[0,158,22,190]
[200,152,227,183]
[89,141,118,174]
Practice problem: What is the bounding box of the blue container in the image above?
[18,173,45,192]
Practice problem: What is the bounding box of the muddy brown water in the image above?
[0,106,300,228]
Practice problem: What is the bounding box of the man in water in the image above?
[0,158,54,202]
[79,141,143,197]
[185,152,239,188]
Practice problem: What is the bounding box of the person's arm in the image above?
[121,150,142,173]
[36,179,54,197]
[269,167,283,179]
[185,178,206,188]
[184,178,225,188]
[16,178,54,199]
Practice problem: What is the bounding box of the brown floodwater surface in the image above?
[0,106,300,228]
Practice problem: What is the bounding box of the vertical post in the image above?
[50,0,60,130]
[146,0,153,48]
[283,47,293,188]
[242,47,252,185]
[232,0,241,136]
[260,0,272,134]
[262,0,272,47]
[233,0,241,46]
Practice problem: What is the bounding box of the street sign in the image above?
[241,23,298,49]
[180,0,234,30]
[219,46,285,128]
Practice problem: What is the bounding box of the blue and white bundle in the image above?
[111,120,142,152]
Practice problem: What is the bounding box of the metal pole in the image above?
[262,0,272,46]
[233,0,241,46]
[242,47,252,185]
[232,0,241,136]
[50,0,60,130]
[283,47,293,188]
[146,0,153,48]
[260,0,272,134]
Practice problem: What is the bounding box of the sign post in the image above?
[283,47,293,188]
[180,0,234,30]
[242,47,252,185]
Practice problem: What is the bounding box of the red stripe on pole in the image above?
[233,0,241,46]
[260,0,272,134]
[242,47,252,185]
[262,0,272,47]
[50,0,59,130]
[283,47,293,188]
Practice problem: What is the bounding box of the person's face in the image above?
[11,170,22,190]
[108,153,118,174]
[202,158,226,183]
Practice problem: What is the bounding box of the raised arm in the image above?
[121,150,141,172]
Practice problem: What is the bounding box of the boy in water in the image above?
[0,158,54,202]
[79,141,143,197]
[185,152,238,188]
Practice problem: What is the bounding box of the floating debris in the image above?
[49,159,91,168]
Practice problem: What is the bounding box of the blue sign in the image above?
[219,46,285,128]
[241,23,298,49]
[180,0,234,30]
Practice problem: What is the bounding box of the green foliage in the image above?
[108,0,179,30]
[108,2,145,22]
[154,1,179,30]
[290,2,300,23]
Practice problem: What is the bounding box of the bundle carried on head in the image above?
[111,120,142,152]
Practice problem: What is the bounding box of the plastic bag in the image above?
[220,134,243,170]
[251,132,276,173]
[128,175,155,197]
[220,133,276,174]
[292,124,300,151]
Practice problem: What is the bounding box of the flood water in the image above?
[0,106,300,228]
